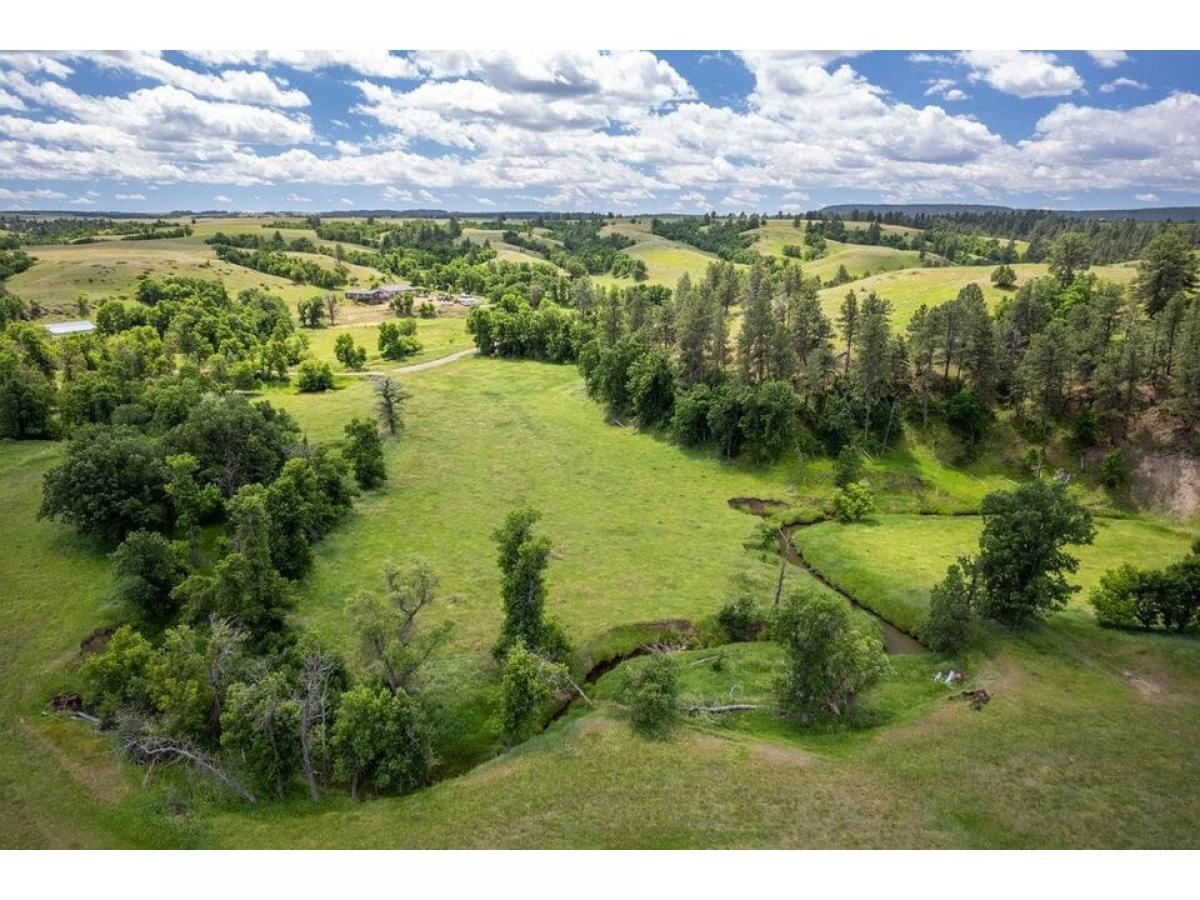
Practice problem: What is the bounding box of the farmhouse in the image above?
[345,283,411,304]
[44,320,96,336]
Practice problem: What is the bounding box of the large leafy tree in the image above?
[40,425,169,544]
[772,588,889,720]
[342,417,386,489]
[492,506,554,659]
[973,480,1096,626]
[330,683,433,801]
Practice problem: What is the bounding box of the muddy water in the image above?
[729,498,928,655]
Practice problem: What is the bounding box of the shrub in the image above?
[833,444,863,488]
[717,595,765,642]
[378,320,422,360]
[832,482,875,522]
[990,264,1017,289]
[1089,564,1143,628]
[1098,448,1131,490]
[623,653,679,738]
[296,358,334,392]
[670,384,713,447]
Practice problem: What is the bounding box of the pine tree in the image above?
[738,262,776,384]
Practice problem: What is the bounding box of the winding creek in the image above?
[728,498,928,655]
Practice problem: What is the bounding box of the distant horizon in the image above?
[4,202,1200,221]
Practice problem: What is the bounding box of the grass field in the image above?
[817,262,1139,332]
[4,217,391,316]
[748,220,927,279]
[596,223,723,289]
[793,514,1198,635]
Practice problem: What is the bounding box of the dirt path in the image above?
[347,348,479,379]
[390,348,478,374]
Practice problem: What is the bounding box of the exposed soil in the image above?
[728,497,789,516]
[78,625,115,658]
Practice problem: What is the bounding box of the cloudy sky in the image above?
[0,50,1197,213]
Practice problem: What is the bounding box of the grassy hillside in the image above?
[4,217,390,317]
[818,262,1139,332]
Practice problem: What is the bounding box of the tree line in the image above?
[465,227,1200,473]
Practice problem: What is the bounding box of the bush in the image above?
[670,384,713,447]
[717,595,765,642]
[1089,564,1144,628]
[623,653,679,738]
[1098,448,1131,490]
[334,333,367,370]
[296,359,334,392]
[832,482,875,522]
[378,320,422,360]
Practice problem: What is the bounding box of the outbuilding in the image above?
[44,320,96,336]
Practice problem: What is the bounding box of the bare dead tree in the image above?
[684,703,760,715]
[205,616,245,742]
[297,651,335,802]
[119,722,256,804]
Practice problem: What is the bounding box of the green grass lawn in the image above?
[793,513,1198,635]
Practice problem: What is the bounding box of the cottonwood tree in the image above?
[342,417,386,489]
[973,480,1096,627]
[111,530,189,626]
[330,683,433,801]
[499,640,568,746]
[923,558,979,653]
[772,588,889,720]
[221,672,302,798]
[492,506,559,660]
[346,557,454,696]
[296,648,338,801]
[164,453,220,565]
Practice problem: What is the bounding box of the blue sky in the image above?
[0,50,1198,213]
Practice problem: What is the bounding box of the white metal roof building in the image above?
[44,320,96,336]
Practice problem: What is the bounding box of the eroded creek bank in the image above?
[728,498,928,655]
